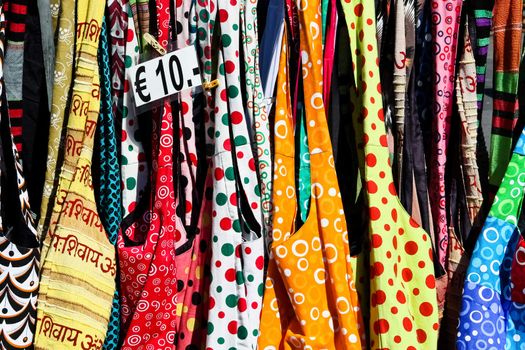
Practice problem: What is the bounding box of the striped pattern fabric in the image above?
[472,3,494,115]
[6,101,21,149]
[472,2,494,212]
[0,3,41,348]
[4,0,27,153]
[4,1,27,42]
[129,0,150,51]
[489,0,523,192]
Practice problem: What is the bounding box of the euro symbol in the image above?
[135,66,150,103]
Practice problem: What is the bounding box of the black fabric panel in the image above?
[21,0,49,217]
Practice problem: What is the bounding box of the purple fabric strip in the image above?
[475,18,491,26]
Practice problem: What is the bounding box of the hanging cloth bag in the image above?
[258,1,365,346]
[35,1,116,348]
[338,0,439,348]
[204,0,266,345]
[0,5,40,346]
[117,101,179,349]
[456,127,525,348]
[117,7,180,337]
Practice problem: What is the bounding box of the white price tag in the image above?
[129,46,202,107]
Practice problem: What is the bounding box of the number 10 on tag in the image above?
[129,46,202,107]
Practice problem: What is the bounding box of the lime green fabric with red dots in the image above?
[339,0,440,348]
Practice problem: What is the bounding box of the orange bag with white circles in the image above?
[258,3,365,348]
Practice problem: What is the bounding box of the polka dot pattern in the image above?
[259,1,364,346]
[205,0,265,347]
[458,129,525,349]
[195,0,217,155]
[339,0,439,348]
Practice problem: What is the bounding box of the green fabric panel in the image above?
[474,9,493,17]
[322,0,328,44]
[489,134,513,186]
[297,104,311,224]
[476,66,487,75]
[494,71,520,94]
[488,153,525,221]
[477,37,490,47]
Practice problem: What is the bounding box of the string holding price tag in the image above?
[128,45,203,107]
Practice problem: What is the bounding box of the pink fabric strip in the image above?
[323,0,337,103]
[429,0,463,269]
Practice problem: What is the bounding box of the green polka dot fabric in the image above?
[205,0,265,347]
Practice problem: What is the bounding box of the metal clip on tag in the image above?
[144,33,167,56]
[203,79,219,91]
